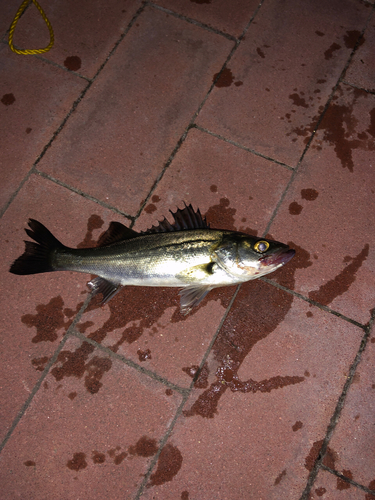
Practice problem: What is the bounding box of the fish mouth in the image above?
[260,248,295,267]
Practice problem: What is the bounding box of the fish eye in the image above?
[254,240,270,253]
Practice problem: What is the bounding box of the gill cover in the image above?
[213,234,264,279]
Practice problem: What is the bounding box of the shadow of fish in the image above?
[9,204,295,313]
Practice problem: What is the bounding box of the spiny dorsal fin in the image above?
[142,203,210,234]
[97,221,138,247]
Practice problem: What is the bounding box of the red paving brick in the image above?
[0,45,86,214]
[327,330,375,490]
[36,6,233,216]
[0,336,181,500]
[1,0,375,498]
[196,0,371,167]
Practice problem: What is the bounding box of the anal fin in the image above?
[179,285,214,315]
[88,277,121,304]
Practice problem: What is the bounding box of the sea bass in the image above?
[9,204,295,313]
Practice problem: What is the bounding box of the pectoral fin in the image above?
[179,285,214,314]
[88,277,121,303]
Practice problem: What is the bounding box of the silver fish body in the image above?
[9,205,295,312]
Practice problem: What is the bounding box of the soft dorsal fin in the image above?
[142,203,210,234]
[97,221,139,247]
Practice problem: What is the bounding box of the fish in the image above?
[9,204,295,313]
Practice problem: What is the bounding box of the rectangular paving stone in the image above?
[0,336,181,500]
[0,174,129,441]
[196,0,370,167]
[0,44,85,215]
[135,127,292,235]
[269,83,375,324]
[141,286,364,499]
[36,7,234,216]
[327,330,375,490]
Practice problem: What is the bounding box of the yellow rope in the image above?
[9,0,54,55]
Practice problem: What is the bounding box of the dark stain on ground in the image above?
[184,241,311,418]
[337,469,353,490]
[301,188,318,201]
[309,243,369,305]
[31,356,49,371]
[274,242,312,289]
[26,127,32,134]
[77,214,104,248]
[204,197,256,235]
[289,201,303,215]
[213,67,234,88]
[67,452,87,471]
[305,440,337,471]
[183,362,209,388]
[64,56,82,72]
[145,203,157,214]
[51,341,112,394]
[289,93,309,108]
[292,421,303,431]
[148,444,183,487]
[137,348,152,361]
[315,30,325,37]
[114,451,127,465]
[324,42,341,60]
[24,460,36,466]
[181,492,189,500]
[366,481,375,499]
[107,446,127,464]
[1,93,15,105]
[319,101,359,172]
[129,436,159,457]
[152,195,161,203]
[166,388,173,396]
[92,451,106,464]
[274,469,287,485]
[344,30,364,49]
[317,86,375,172]
[257,47,265,58]
[22,296,79,343]
[191,0,210,4]
[315,487,326,496]
[210,184,217,193]
[68,391,77,400]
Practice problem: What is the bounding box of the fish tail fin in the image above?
[9,219,66,275]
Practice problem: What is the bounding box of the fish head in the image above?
[214,233,295,280]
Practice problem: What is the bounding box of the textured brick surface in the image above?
[0,336,181,500]
[0,45,85,214]
[36,7,233,216]
[1,0,375,498]
[196,0,371,167]
[270,84,375,324]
